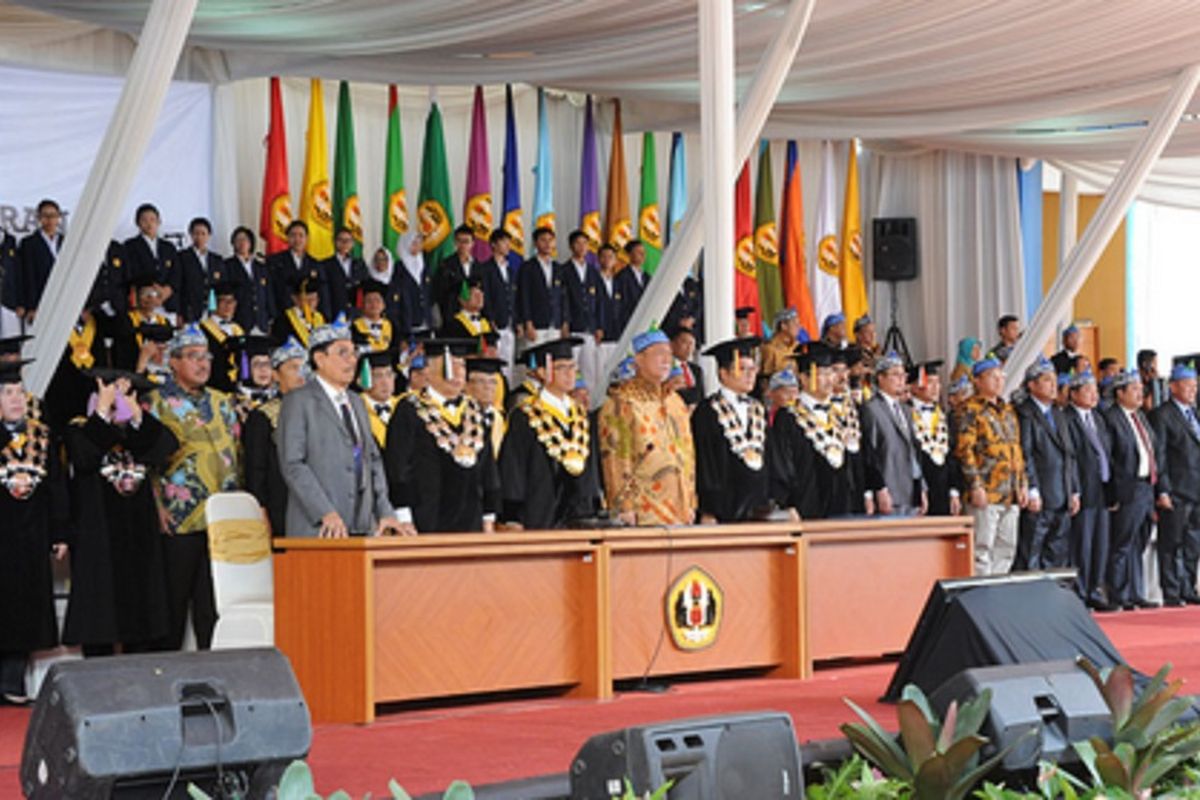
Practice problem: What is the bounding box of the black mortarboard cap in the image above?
[702,336,761,368]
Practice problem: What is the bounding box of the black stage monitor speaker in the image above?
[21,648,311,799]
[884,570,1125,702]
[930,660,1112,771]
[872,217,918,281]
[569,712,803,800]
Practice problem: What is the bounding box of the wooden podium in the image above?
[274,518,973,724]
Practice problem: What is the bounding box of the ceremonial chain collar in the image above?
[411,390,486,468]
[830,393,861,453]
[911,402,949,465]
[788,398,845,469]
[710,392,765,471]
[521,393,590,476]
[99,447,147,496]
[1,415,49,499]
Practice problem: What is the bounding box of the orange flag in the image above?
[781,140,818,338]
[604,100,633,265]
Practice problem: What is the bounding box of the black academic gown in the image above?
[385,394,501,533]
[61,414,176,648]
[691,393,772,522]
[243,402,287,536]
[499,400,599,528]
[0,419,68,653]
[768,403,851,520]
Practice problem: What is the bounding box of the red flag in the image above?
[781,141,818,339]
[259,77,292,255]
[734,160,760,333]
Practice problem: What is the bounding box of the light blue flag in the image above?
[665,131,687,246]
[532,87,555,234]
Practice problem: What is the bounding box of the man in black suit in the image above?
[1149,362,1200,606]
[480,228,519,373]
[433,225,478,328]
[1051,325,1083,376]
[666,323,704,407]
[17,198,65,325]
[323,228,369,319]
[122,203,182,317]
[1104,371,1166,610]
[664,271,704,346]
[614,239,650,333]
[1016,356,1080,570]
[1064,371,1115,609]
[594,244,623,376]
[516,226,566,356]
[178,217,224,323]
[561,230,603,390]
[861,352,927,516]
[1,228,20,335]
[265,220,328,321]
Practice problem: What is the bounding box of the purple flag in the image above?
[579,95,601,258]
[463,85,493,262]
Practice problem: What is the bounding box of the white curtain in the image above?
[863,151,1026,368]
[1129,202,1200,369]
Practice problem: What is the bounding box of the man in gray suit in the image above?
[861,352,927,516]
[278,318,404,538]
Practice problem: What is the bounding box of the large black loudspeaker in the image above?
[569,712,803,799]
[930,660,1112,771]
[21,648,311,799]
[872,217,918,281]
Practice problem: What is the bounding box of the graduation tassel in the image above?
[546,354,554,388]
[359,357,372,390]
[443,345,453,381]
[919,364,927,389]
[809,360,817,389]
[240,350,251,381]
[207,288,217,314]
[733,349,742,379]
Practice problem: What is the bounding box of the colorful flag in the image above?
[734,160,760,331]
[754,141,783,325]
[637,132,662,275]
[813,140,842,326]
[299,78,333,259]
[464,85,493,262]
[780,140,818,339]
[665,132,686,246]
[604,100,632,264]
[332,80,361,257]
[501,84,524,256]
[381,84,407,256]
[417,101,455,270]
[259,76,291,255]
[839,139,869,337]
[532,87,555,236]
[579,95,601,255]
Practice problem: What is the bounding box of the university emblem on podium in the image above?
[666,567,723,651]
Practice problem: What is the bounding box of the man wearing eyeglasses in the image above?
[145,325,241,651]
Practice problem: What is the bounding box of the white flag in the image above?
[813,140,842,330]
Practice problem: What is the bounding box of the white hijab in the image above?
[370,247,395,285]
[397,231,425,284]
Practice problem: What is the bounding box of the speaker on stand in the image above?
[872,217,918,365]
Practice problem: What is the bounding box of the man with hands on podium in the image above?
[278,317,404,539]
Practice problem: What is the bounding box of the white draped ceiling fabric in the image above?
[8,1,1200,389]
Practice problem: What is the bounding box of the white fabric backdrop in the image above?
[0,63,212,243]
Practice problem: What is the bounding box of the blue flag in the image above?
[501,84,524,255]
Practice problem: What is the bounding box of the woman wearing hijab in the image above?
[950,336,982,384]
[394,233,433,336]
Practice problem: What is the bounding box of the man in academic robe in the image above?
[1016,356,1080,571]
[861,352,927,517]
[266,220,329,320]
[440,274,495,343]
[500,337,598,529]
[1064,370,1116,609]
[1149,362,1200,606]
[219,226,274,333]
[324,228,369,319]
[386,337,501,533]
[465,355,507,459]
[598,327,696,525]
[178,217,224,323]
[734,306,756,339]
[614,240,651,333]
[114,273,172,372]
[351,279,395,353]
[226,334,278,422]
[853,315,880,373]
[667,323,704,407]
[769,342,851,519]
[1051,324,1084,376]
[272,267,326,348]
[561,230,602,390]
[359,349,400,452]
[122,203,182,317]
[516,226,567,354]
[907,360,961,516]
[829,345,868,514]
[16,199,64,327]
[198,281,244,392]
[433,225,479,327]
[243,338,307,537]
[691,336,773,523]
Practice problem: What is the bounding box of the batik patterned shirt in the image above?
[954,394,1026,504]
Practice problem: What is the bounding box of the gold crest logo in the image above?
[666,567,723,651]
[611,219,633,263]
[466,193,494,240]
[639,204,662,249]
[271,195,293,241]
[818,234,839,275]
[735,234,755,278]
[311,180,333,230]
[418,199,451,251]
[755,222,779,265]
[581,212,601,252]
[848,230,862,263]
[504,210,525,255]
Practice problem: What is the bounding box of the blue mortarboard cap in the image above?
[1057,372,1073,388]
[309,313,351,351]
[973,356,1001,377]
[1024,355,1056,383]
[1111,369,1139,389]
[632,327,669,353]
[1064,324,1080,336]
[874,351,905,374]
[820,312,846,337]
[168,323,207,355]
[1069,370,1096,390]
[773,306,798,328]
[1170,362,1197,382]
[271,336,307,369]
[768,368,799,391]
[948,375,972,395]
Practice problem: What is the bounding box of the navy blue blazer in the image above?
[561,258,603,333]
[122,235,182,314]
[480,254,519,330]
[215,256,274,333]
[1,232,18,312]
[516,257,565,331]
[18,231,63,311]
[1017,397,1078,510]
[614,265,649,333]
[322,255,370,318]
[178,247,225,323]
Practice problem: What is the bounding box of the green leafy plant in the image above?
[1072,658,1200,797]
[611,776,674,800]
[806,753,909,799]
[186,760,473,800]
[841,683,1031,800]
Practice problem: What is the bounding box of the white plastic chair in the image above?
[205,491,274,648]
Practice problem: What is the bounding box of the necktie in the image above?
[339,399,359,446]
[1186,406,1200,439]
[892,400,908,432]
[1083,411,1110,483]
[1044,405,1057,433]
[1131,411,1157,485]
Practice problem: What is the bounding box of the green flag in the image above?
[332,80,361,257]
[418,102,455,271]
[754,141,783,327]
[381,84,408,256]
[637,131,662,275]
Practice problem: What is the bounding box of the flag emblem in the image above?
[343,196,362,242]
[466,193,493,240]
[666,566,724,651]
[638,204,662,249]
[581,211,601,253]
[419,199,451,251]
[388,189,408,235]
[310,180,333,229]
[755,222,778,264]
[818,234,839,275]
[270,195,293,241]
[736,235,756,278]
[504,210,525,255]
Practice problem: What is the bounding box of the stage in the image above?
[3,605,1199,797]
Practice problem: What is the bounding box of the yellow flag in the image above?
[838,139,868,338]
[300,78,334,259]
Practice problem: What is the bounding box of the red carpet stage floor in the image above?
[3,607,1200,797]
